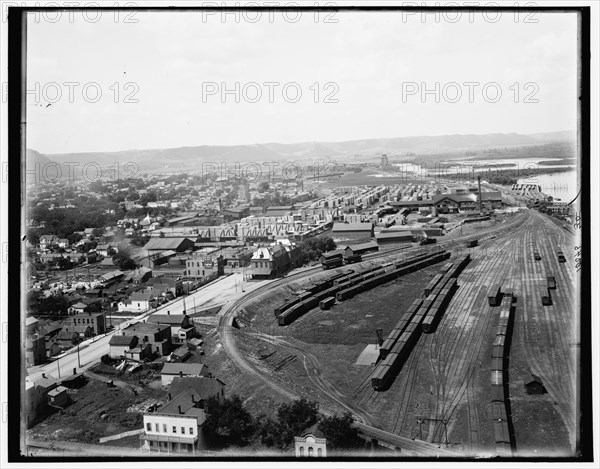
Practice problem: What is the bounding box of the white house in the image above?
[141,377,225,454]
[118,292,153,313]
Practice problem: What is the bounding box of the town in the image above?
[23,149,579,458]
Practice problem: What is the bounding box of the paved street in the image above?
[26,272,271,382]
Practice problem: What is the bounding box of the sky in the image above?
[25,8,579,154]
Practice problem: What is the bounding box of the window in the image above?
[172,426,176,433]
[163,424,167,433]
[299,446,304,457]
[317,448,322,457]
[146,423,151,431]
[189,427,194,435]
[308,447,314,457]
[155,423,159,432]
[181,427,185,434]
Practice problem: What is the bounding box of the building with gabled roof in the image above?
[144,237,195,254]
[141,376,225,454]
[161,363,208,386]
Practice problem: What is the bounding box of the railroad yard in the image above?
[225,209,579,457]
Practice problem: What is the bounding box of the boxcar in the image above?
[491,384,505,402]
[466,239,479,248]
[321,257,344,269]
[344,253,362,264]
[494,420,510,443]
[547,275,557,289]
[496,441,512,457]
[492,345,504,360]
[491,356,504,372]
[557,251,566,263]
[534,250,542,261]
[494,335,505,347]
[491,370,503,386]
[488,284,503,306]
[542,294,553,306]
[319,296,335,310]
[491,401,508,421]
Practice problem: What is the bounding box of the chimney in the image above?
[178,405,183,414]
[73,368,77,375]
[168,393,172,401]
[192,394,196,404]
[179,371,183,377]
[167,310,170,316]
[42,373,46,379]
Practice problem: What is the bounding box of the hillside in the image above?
[28,130,575,173]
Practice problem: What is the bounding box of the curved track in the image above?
[217,210,538,454]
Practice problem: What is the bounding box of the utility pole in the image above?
[477,175,482,214]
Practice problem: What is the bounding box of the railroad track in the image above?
[217,209,534,454]
[426,237,511,447]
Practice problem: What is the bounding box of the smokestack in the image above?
[477,175,482,214]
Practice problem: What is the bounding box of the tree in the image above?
[276,398,319,444]
[298,236,337,265]
[253,414,288,448]
[317,411,361,449]
[258,181,270,193]
[203,395,254,446]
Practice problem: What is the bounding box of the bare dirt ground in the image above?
[223,210,579,457]
[27,369,165,444]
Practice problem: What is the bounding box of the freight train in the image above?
[371,254,470,390]
[489,291,515,457]
[276,249,450,326]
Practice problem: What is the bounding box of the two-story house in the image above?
[120,322,171,356]
[146,313,195,344]
[141,377,225,454]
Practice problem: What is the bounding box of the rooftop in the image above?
[147,313,189,325]
[332,222,373,232]
[161,363,206,376]
[169,376,225,400]
[144,237,194,251]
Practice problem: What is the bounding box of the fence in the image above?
[98,428,144,444]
